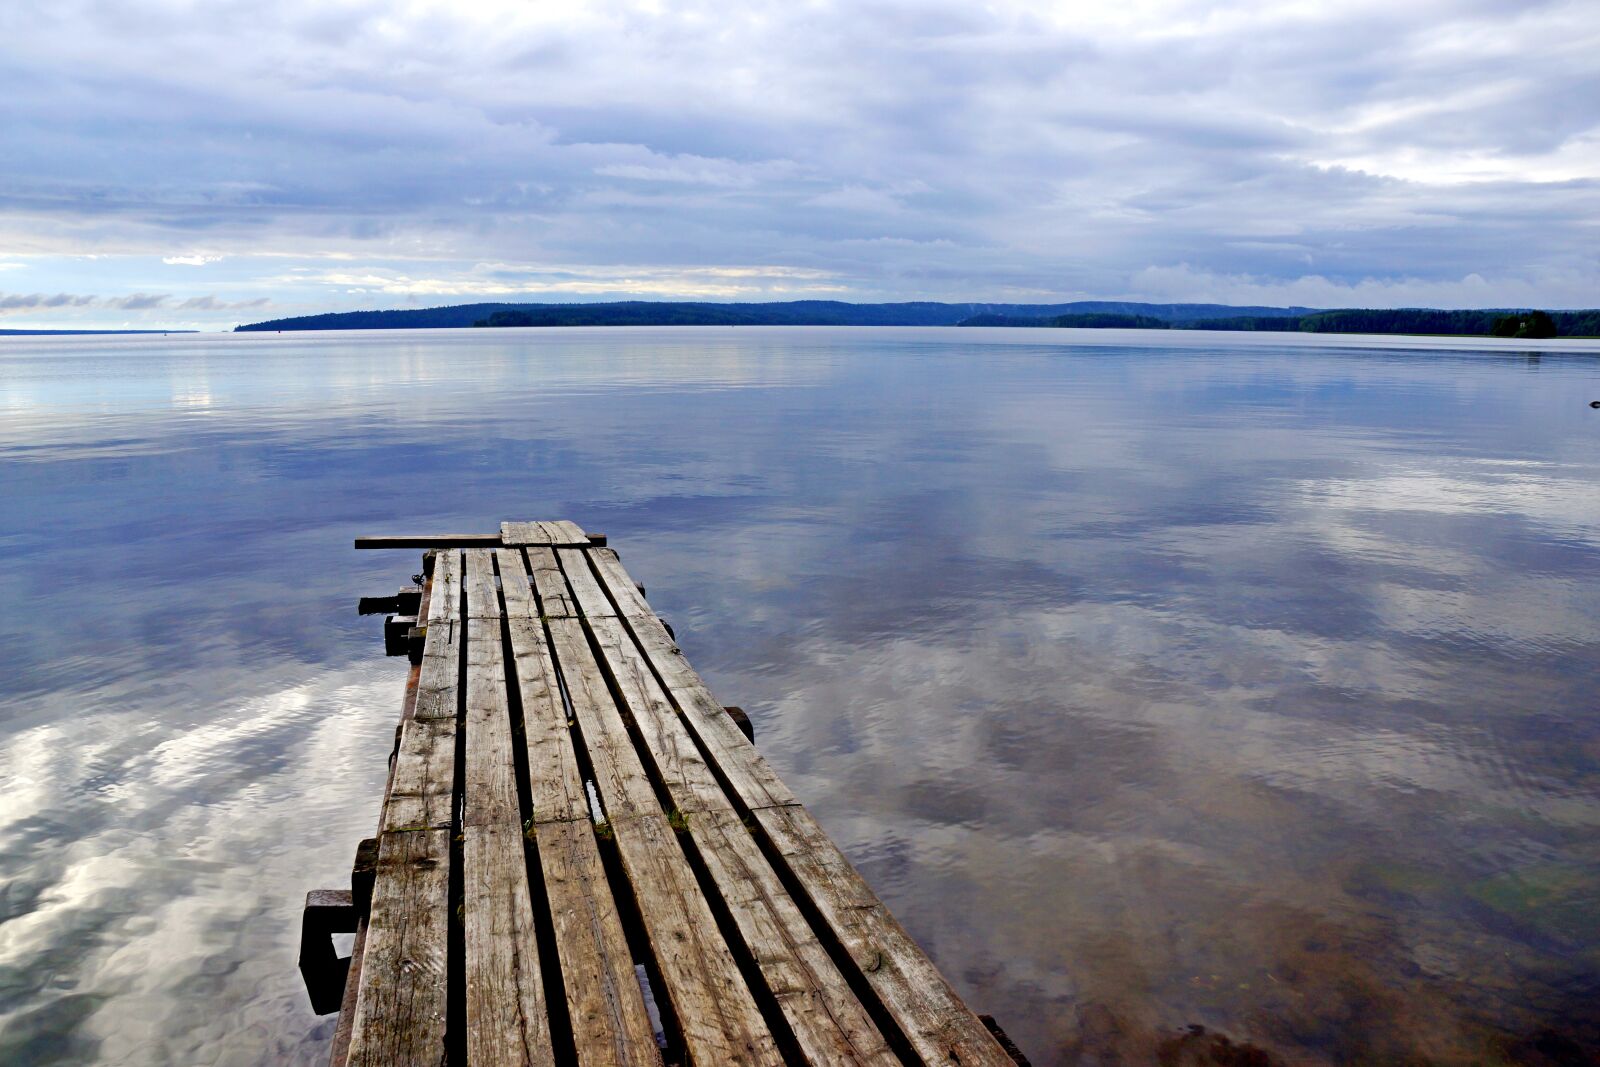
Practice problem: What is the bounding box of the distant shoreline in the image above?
[0,329,199,337]
[235,299,1313,332]
[232,300,1598,340]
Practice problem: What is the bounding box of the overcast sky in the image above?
[2,0,1598,329]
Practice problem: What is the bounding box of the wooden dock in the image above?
[301,520,1025,1066]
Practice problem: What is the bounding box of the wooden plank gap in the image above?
[543,617,780,1064]
[526,547,580,618]
[753,804,1014,1066]
[503,560,663,1063]
[534,819,663,1065]
[584,613,894,1062]
[462,825,557,1067]
[586,618,736,818]
[616,612,798,811]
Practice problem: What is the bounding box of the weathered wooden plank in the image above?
[410,550,462,722]
[505,615,589,825]
[500,521,546,546]
[498,545,662,1062]
[587,548,652,618]
[411,621,460,722]
[382,717,456,832]
[536,819,663,1066]
[527,547,579,618]
[499,548,587,822]
[335,556,440,1067]
[545,619,659,821]
[548,519,589,544]
[346,829,452,1067]
[755,804,1013,1066]
[619,614,797,811]
[502,520,589,546]
[584,553,1007,1063]
[462,551,519,829]
[464,825,557,1067]
[349,550,462,1066]
[461,549,557,1065]
[556,548,618,619]
[461,553,523,831]
[463,547,502,620]
[427,550,463,624]
[613,814,782,1066]
[581,550,794,809]
[587,616,892,1063]
[545,617,780,1065]
[690,809,897,1064]
[356,534,502,550]
[496,548,538,618]
[328,915,367,1067]
[382,551,461,823]
[586,617,732,817]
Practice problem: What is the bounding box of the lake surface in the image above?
[1,326,1597,1065]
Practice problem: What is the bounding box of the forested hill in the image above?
[234,299,1315,331]
[234,300,1600,337]
[962,307,1600,338]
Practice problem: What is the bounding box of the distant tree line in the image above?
[233,300,1600,336]
[234,299,1311,332]
[1489,310,1558,338]
[957,307,1600,338]
[959,312,1172,329]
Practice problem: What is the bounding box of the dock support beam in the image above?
[298,891,357,1016]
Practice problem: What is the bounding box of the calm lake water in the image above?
[1,326,1598,1065]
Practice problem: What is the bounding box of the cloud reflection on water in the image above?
[0,328,1596,1064]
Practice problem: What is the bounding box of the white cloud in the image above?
[1126,264,1600,310]
[593,151,800,187]
[0,0,1596,320]
[260,262,846,299]
[805,186,909,214]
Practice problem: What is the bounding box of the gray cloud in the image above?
[0,0,1597,311]
[0,291,277,316]
[105,293,168,310]
[0,293,97,310]
[176,295,268,310]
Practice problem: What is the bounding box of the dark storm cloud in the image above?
[1,0,1597,315]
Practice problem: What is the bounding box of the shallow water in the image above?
[1,326,1597,1065]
